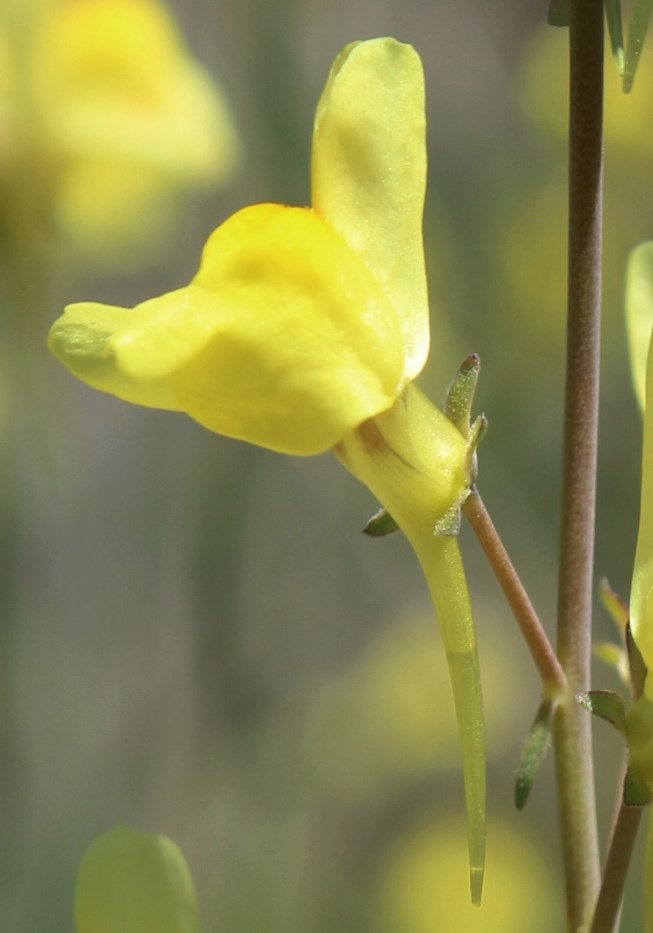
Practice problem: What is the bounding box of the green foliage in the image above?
[576,690,627,733]
[624,0,653,91]
[363,506,400,537]
[515,700,553,810]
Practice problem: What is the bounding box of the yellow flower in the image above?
[0,0,238,257]
[49,37,485,902]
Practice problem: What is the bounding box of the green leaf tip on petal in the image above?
[577,690,627,733]
[362,507,400,537]
[445,353,480,437]
[623,0,653,92]
[74,826,200,933]
[515,699,554,810]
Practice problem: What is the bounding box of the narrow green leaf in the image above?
[548,0,569,27]
[605,0,626,75]
[515,700,554,810]
[362,507,399,537]
[75,826,200,933]
[576,690,627,733]
[626,622,648,700]
[445,354,480,437]
[599,576,629,632]
[593,641,630,684]
[624,765,652,806]
[624,0,653,92]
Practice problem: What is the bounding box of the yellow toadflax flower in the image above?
[0,0,238,259]
[49,38,485,902]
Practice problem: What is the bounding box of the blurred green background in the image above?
[1,0,652,929]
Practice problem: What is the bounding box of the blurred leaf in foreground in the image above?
[74,826,200,933]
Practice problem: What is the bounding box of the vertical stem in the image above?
[553,1,603,929]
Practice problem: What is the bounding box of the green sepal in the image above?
[605,0,626,76]
[433,503,462,537]
[626,622,648,700]
[363,507,400,537]
[445,354,480,437]
[623,0,653,92]
[576,690,627,734]
[515,699,554,810]
[624,765,652,806]
[548,0,569,27]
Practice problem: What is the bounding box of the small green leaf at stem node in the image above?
[576,690,627,733]
[445,353,480,437]
[515,699,554,810]
[362,507,399,537]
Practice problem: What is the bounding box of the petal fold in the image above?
[311,38,429,382]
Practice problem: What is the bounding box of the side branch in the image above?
[463,489,566,697]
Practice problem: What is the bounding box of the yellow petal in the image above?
[49,204,406,455]
[626,241,653,412]
[631,328,653,674]
[311,38,428,382]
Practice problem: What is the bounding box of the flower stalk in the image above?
[463,489,566,697]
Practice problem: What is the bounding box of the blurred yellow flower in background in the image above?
[373,813,561,933]
[0,0,239,263]
[305,612,521,802]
